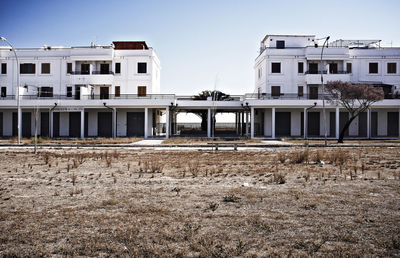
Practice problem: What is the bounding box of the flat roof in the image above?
[262,34,315,43]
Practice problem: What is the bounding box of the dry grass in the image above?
[2,137,142,145]
[0,147,399,256]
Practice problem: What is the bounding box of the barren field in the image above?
[0,147,399,257]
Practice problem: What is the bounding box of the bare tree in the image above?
[325,81,384,143]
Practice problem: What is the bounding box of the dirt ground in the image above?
[0,147,399,257]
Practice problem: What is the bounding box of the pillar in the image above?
[335,107,340,139]
[144,107,148,139]
[250,107,255,138]
[271,107,275,139]
[80,110,84,139]
[245,111,249,136]
[165,108,170,139]
[112,108,117,138]
[367,108,371,139]
[50,110,53,138]
[18,107,22,141]
[207,108,211,138]
[303,108,307,139]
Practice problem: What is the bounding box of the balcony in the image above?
[245,93,330,100]
[69,70,114,85]
[305,70,350,84]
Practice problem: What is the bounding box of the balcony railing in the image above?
[305,70,349,74]
[69,70,114,75]
[14,94,175,100]
[244,93,330,100]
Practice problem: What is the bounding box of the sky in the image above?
[1,0,399,96]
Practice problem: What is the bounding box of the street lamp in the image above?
[314,36,330,147]
[0,37,21,144]
[24,85,41,154]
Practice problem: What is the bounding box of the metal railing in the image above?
[244,93,330,100]
[176,95,243,101]
[305,70,349,74]
[0,95,16,100]
[10,94,175,100]
[69,71,114,75]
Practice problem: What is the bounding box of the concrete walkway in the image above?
[261,140,293,145]
[132,139,164,145]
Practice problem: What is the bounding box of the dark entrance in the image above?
[84,112,88,137]
[127,112,144,137]
[358,112,367,137]
[69,112,81,137]
[275,112,291,137]
[98,112,112,137]
[13,112,31,137]
[307,112,320,137]
[0,112,2,136]
[53,112,60,137]
[339,112,349,137]
[329,112,336,137]
[371,112,377,137]
[387,112,399,137]
[40,112,49,137]
[100,87,109,99]
[309,86,318,99]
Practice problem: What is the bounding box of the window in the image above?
[81,64,90,74]
[329,63,338,74]
[115,63,121,74]
[138,63,147,73]
[67,86,72,97]
[1,63,6,74]
[41,63,50,74]
[258,68,262,79]
[271,63,281,73]
[346,63,352,74]
[115,86,120,97]
[369,62,378,74]
[20,63,36,74]
[271,86,281,97]
[100,63,109,74]
[138,86,147,96]
[276,40,285,49]
[67,63,72,74]
[308,63,318,74]
[1,87,6,97]
[387,63,397,74]
[298,86,303,97]
[39,87,53,97]
[298,62,304,73]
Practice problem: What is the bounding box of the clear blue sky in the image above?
[1,0,399,95]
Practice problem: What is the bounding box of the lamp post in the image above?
[0,37,21,144]
[24,85,41,153]
[314,36,330,147]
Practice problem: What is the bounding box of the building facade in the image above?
[0,41,170,139]
[250,35,400,139]
[0,36,399,140]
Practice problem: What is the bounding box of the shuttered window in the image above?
[369,63,378,74]
[1,63,6,74]
[41,63,50,74]
[115,63,121,74]
[67,63,72,74]
[20,63,35,74]
[115,86,121,97]
[138,86,147,96]
[298,62,304,73]
[346,63,352,73]
[138,63,147,73]
[271,63,281,73]
[387,63,396,74]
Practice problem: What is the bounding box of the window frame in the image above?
[67,63,72,74]
[115,63,121,74]
[20,63,36,74]
[298,62,304,74]
[298,86,304,97]
[115,86,121,97]
[387,62,397,74]
[137,86,147,97]
[271,62,281,74]
[1,63,6,75]
[41,63,51,74]
[39,87,53,97]
[137,62,147,74]
[271,86,281,98]
[346,63,352,74]
[1,87,6,97]
[368,62,379,74]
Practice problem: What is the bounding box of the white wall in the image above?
[59,112,69,136]
[263,109,271,136]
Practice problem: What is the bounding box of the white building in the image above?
[0,36,399,140]
[0,41,171,139]
[249,35,400,139]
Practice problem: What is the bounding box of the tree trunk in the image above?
[338,115,357,143]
